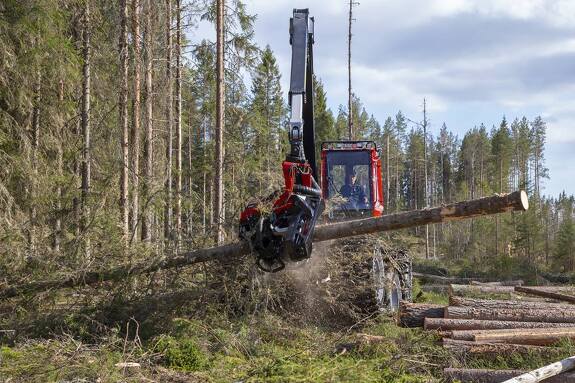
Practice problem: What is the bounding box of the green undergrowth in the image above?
[0,312,448,382]
[146,314,451,382]
[2,308,574,382]
[412,277,449,305]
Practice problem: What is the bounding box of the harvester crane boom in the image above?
[239,9,323,273]
[287,9,317,178]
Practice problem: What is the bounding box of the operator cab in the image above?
[320,141,384,219]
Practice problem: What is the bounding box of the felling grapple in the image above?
[240,9,323,273]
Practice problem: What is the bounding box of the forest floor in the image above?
[2,288,573,382]
[1,236,574,382]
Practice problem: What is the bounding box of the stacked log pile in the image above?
[400,276,575,382]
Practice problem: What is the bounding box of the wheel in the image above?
[372,246,407,312]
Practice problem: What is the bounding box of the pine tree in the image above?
[554,198,575,272]
[214,0,225,244]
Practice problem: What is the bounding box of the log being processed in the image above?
[0,191,528,300]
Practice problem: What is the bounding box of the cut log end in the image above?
[519,190,529,211]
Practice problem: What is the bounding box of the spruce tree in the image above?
[249,45,285,183]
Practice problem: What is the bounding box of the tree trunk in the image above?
[470,280,524,286]
[470,328,575,346]
[0,191,529,299]
[141,0,154,243]
[515,286,575,304]
[164,0,173,242]
[443,338,551,355]
[29,73,40,256]
[130,0,142,243]
[315,191,528,242]
[445,306,575,323]
[54,79,64,253]
[347,0,353,140]
[398,302,445,328]
[214,0,225,244]
[449,297,571,310]
[449,284,516,296]
[187,113,193,238]
[81,2,92,258]
[174,0,182,245]
[425,318,575,332]
[385,134,390,211]
[413,272,485,285]
[444,368,575,383]
[501,356,575,383]
[119,0,130,243]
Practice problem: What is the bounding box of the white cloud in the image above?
[195,0,575,195]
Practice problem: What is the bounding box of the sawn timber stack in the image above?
[0,191,528,300]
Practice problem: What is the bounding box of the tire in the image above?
[372,245,412,313]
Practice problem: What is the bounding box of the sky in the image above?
[191,0,575,197]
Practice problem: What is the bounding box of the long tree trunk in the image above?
[425,318,575,332]
[54,79,64,253]
[174,0,182,245]
[445,306,575,323]
[0,191,529,299]
[470,327,575,346]
[449,284,516,296]
[385,134,390,211]
[502,356,575,383]
[214,0,225,244]
[187,111,193,238]
[444,368,575,383]
[164,0,173,242]
[119,0,130,244]
[449,296,572,310]
[131,0,142,243]
[515,286,575,304]
[81,2,92,258]
[141,0,154,242]
[29,73,41,256]
[443,338,551,355]
[347,0,353,140]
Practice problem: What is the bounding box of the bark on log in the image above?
[471,280,524,286]
[413,272,482,285]
[0,191,528,300]
[449,327,575,343]
[314,190,528,242]
[398,302,445,328]
[515,286,575,304]
[471,328,575,346]
[449,284,516,296]
[424,318,575,331]
[449,296,571,310]
[502,356,575,383]
[442,338,550,354]
[444,368,575,383]
[445,306,575,323]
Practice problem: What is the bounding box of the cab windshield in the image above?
[325,150,372,210]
